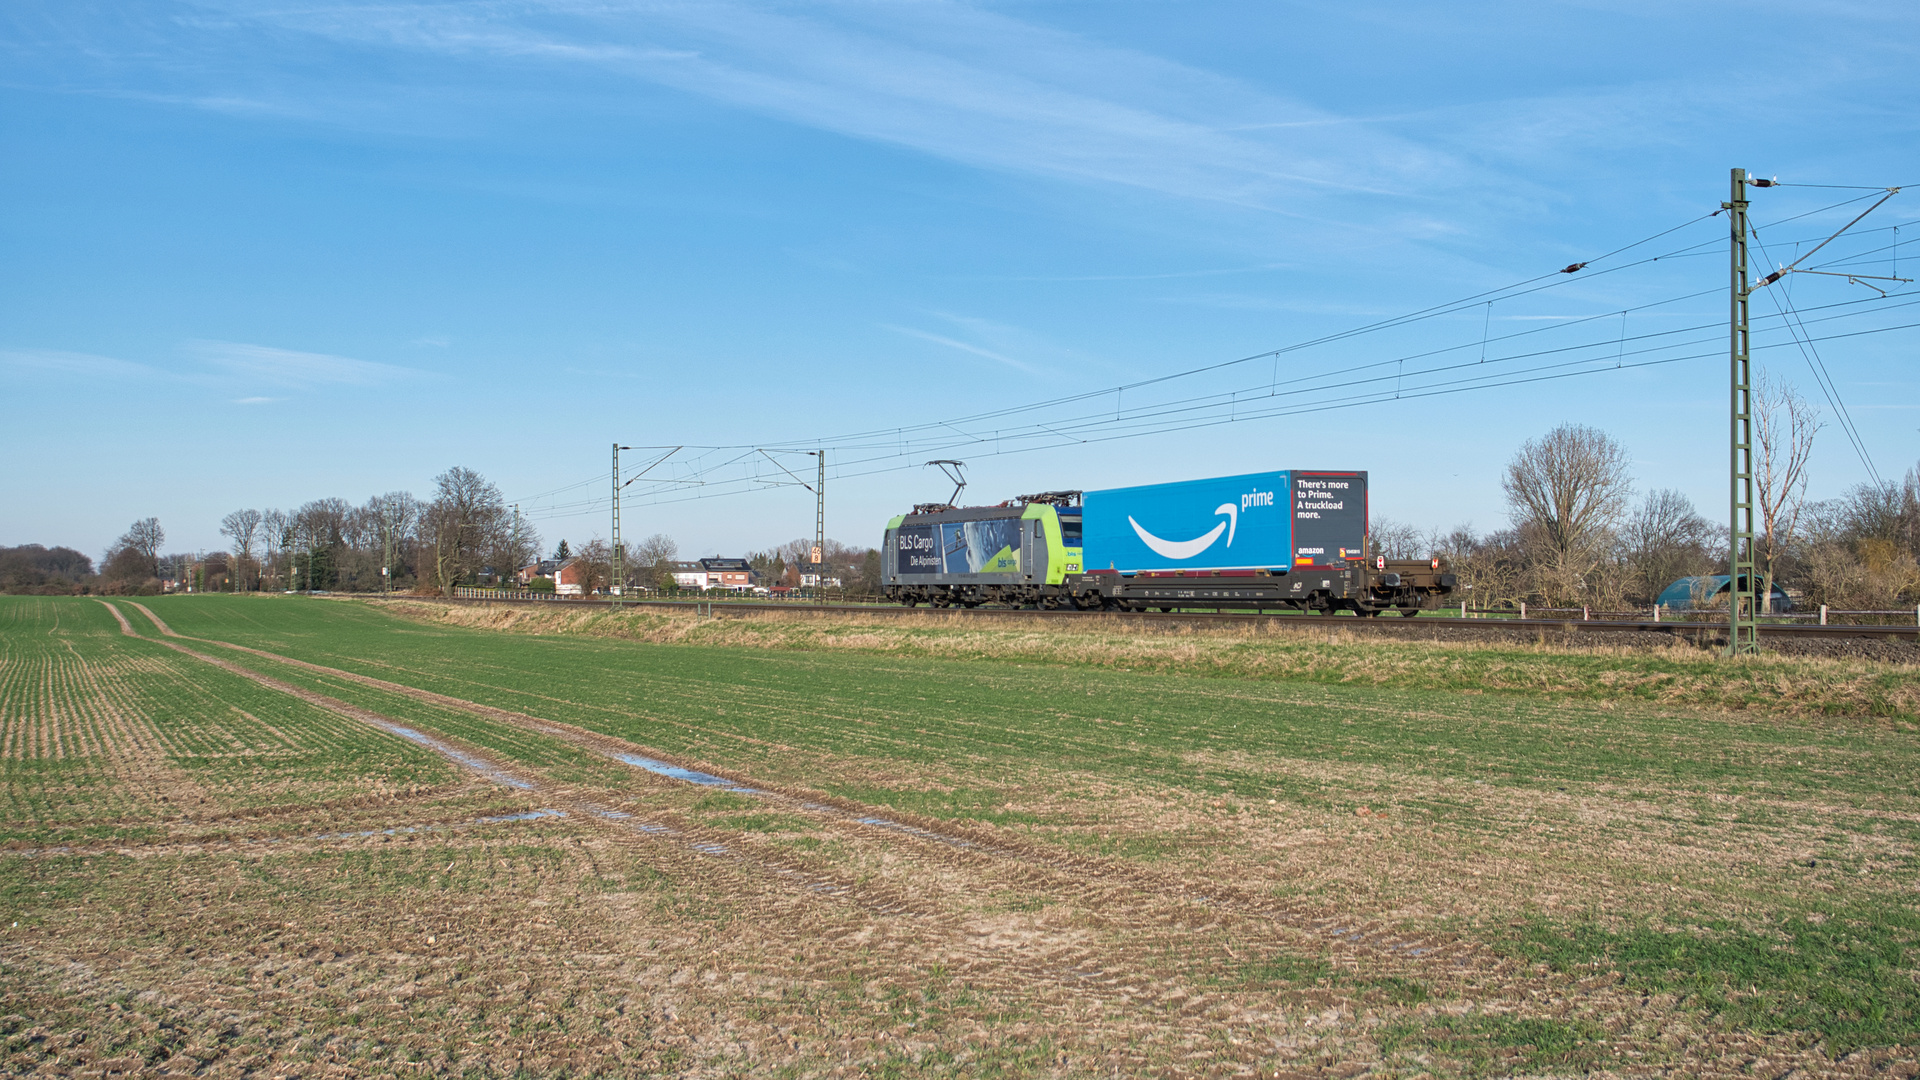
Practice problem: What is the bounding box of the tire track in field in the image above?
[127,605,1512,989]
[103,602,920,918]
[5,806,571,860]
[0,784,541,856]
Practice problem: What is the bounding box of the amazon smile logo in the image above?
[1129,503,1238,560]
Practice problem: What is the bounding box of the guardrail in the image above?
[1456,602,1920,627]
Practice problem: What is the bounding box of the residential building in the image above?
[671,557,758,591]
[553,558,587,596]
[517,559,561,586]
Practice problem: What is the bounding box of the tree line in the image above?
[193,466,546,595]
[1,467,533,596]
[1373,378,1920,612]
[3,464,886,597]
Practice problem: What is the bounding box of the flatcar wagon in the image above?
[881,470,1454,615]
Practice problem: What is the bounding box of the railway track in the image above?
[401,592,1919,642]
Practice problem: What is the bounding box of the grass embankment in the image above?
[377,598,1920,722]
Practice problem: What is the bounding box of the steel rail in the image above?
[388,594,1919,642]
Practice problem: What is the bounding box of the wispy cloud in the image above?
[974,261,1295,284]
[190,340,422,388]
[1155,293,1394,315]
[232,395,281,405]
[170,1,1454,211]
[0,347,163,380]
[4,341,428,393]
[884,325,1036,374]
[878,311,1117,378]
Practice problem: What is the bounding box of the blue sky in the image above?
[4,1,1917,560]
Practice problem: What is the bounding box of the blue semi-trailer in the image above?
[1081,469,1366,574]
[881,469,1454,614]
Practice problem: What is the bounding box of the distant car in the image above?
[1656,575,1791,612]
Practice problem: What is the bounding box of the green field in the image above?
[2,593,1916,1076]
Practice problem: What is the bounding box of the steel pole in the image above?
[1726,168,1760,655]
[611,444,623,608]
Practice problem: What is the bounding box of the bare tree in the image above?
[1903,463,1920,564]
[123,518,164,562]
[256,510,286,590]
[1502,424,1634,603]
[575,538,611,595]
[759,536,870,591]
[350,493,424,592]
[1752,372,1822,612]
[1431,525,1528,610]
[631,533,679,590]
[292,498,351,590]
[377,492,422,590]
[1618,489,1718,604]
[491,508,540,587]
[422,467,507,594]
[1794,476,1920,613]
[103,518,165,584]
[1368,518,1424,560]
[219,509,263,592]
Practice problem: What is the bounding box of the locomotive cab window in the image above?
[1059,515,1083,546]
